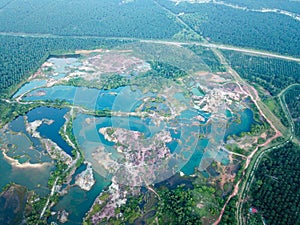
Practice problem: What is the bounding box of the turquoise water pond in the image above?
[25,86,151,112]
[26,107,73,155]
[181,139,208,175]
[225,108,254,141]
[51,172,110,225]
[8,78,257,222]
[9,116,49,159]
[0,152,53,197]
[13,80,47,98]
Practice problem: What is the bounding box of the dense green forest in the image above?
[0,0,181,39]
[285,85,300,140]
[159,1,300,56]
[186,45,226,72]
[222,51,300,96]
[66,73,130,91]
[0,1,299,224]
[148,61,188,80]
[156,187,202,224]
[1,0,299,57]
[108,177,224,225]
[220,196,237,225]
[0,35,133,97]
[247,142,300,225]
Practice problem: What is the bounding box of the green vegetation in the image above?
[250,123,269,136]
[148,61,188,80]
[284,85,300,139]
[156,187,201,224]
[0,0,181,39]
[25,194,48,224]
[47,161,68,188]
[159,1,300,56]
[226,145,248,156]
[0,99,74,127]
[0,1,299,224]
[84,192,111,225]
[62,116,77,149]
[0,185,50,224]
[186,45,226,72]
[0,101,38,127]
[222,51,300,95]
[120,195,143,223]
[94,109,112,117]
[132,73,172,93]
[264,97,289,127]
[220,196,238,225]
[61,114,84,167]
[172,28,203,42]
[105,174,226,225]
[222,51,299,128]
[66,73,129,90]
[247,142,300,225]
[130,60,188,92]
[0,35,133,97]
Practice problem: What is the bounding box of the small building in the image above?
[249,207,258,214]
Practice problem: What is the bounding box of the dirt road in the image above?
[211,48,283,225]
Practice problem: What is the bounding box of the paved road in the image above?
[2,12,299,222]
[140,39,300,63]
[1,31,300,63]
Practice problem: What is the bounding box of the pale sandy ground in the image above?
[2,151,51,169]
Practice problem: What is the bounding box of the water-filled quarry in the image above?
[2,48,260,222]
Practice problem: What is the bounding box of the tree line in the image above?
[285,85,300,139]
[222,51,300,96]
[248,142,300,225]
[0,35,133,97]
[159,0,300,57]
[0,0,181,39]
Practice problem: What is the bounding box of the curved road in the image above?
[236,84,298,225]
[2,14,299,221]
[211,47,292,225]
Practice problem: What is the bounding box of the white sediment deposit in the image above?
[26,119,54,138]
[75,162,95,191]
[26,120,43,138]
[58,210,69,223]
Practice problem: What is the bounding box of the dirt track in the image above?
[211,48,283,225]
